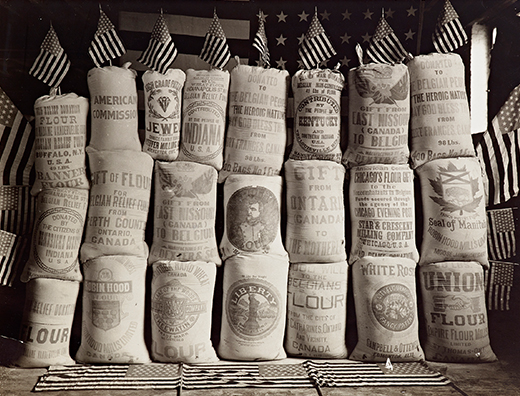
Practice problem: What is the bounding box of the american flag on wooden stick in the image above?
[199,11,231,69]
[137,12,178,74]
[253,11,270,67]
[487,208,517,261]
[366,15,409,64]
[29,24,70,88]
[89,7,126,67]
[487,260,517,310]
[432,0,468,53]
[298,10,336,69]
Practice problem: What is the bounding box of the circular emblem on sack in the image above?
[371,283,414,332]
[226,279,281,340]
[148,88,180,120]
[226,186,279,253]
[152,279,205,335]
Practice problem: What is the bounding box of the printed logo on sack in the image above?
[148,88,180,121]
[92,300,121,331]
[159,166,215,199]
[433,295,481,313]
[226,279,281,340]
[152,279,206,335]
[226,186,279,253]
[372,283,415,332]
[429,162,482,215]
[354,65,409,105]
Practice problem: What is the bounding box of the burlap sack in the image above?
[419,261,497,362]
[87,63,141,151]
[349,164,419,264]
[178,69,230,170]
[149,161,220,265]
[342,63,410,168]
[409,53,475,168]
[151,261,218,363]
[80,148,153,261]
[75,256,150,364]
[218,254,289,361]
[32,93,89,195]
[219,64,289,182]
[16,278,79,367]
[350,257,424,362]
[290,69,344,162]
[22,188,88,282]
[416,157,488,268]
[220,174,286,261]
[285,160,346,263]
[142,69,186,160]
[285,262,348,358]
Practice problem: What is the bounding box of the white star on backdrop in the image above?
[298,10,309,22]
[276,11,287,22]
[276,34,287,45]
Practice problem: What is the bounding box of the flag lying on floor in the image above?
[33,361,451,391]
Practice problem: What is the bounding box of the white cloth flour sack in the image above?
[16,278,79,367]
[419,261,496,362]
[218,254,289,361]
[178,68,230,170]
[32,93,89,195]
[349,164,419,264]
[87,63,141,151]
[151,261,218,363]
[416,157,488,267]
[285,262,348,358]
[409,53,475,168]
[80,148,153,261]
[149,161,220,265]
[75,256,150,364]
[22,188,88,282]
[350,257,424,362]
[290,69,345,162]
[142,69,186,160]
[219,64,289,182]
[285,160,346,263]
[220,174,286,261]
[342,63,410,168]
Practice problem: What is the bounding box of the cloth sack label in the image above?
[142,69,186,160]
[219,65,289,182]
[178,69,229,170]
[419,262,497,362]
[75,256,150,364]
[409,53,474,168]
[150,161,220,265]
[342,63,410,168]
[290,69,345,162]
[151,261,218,363]
[22,188,88,282]
[285,262,348,358]
[32,93,89,195]
[349,164,419,264]
[285,160,346,263]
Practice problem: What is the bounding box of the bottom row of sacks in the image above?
[13,255,497,367]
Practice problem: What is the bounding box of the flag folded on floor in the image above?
[89,7,126,67]
[298,10,336,69]
[487,208,517,260]
[432,0,468,53]
[487,260,517,310]
[199,11,231,69]
[476,84,520,206]
[366,15,409,64]
[137,12,178,74]
[252,11,270,67]
[29,24,70,88]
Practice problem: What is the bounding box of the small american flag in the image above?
[432,0,468,53]
[88,7,126,67]
[137,12,178,74]
[298,10,336,69]
[199,11,231,69]
[252,11,270,68]
[487,260,517,310]
[487,208,517,260]
[29,24,70,88]
[366,16,408,64]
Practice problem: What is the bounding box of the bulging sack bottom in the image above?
[218,254,289,361]
[151,260,219,363]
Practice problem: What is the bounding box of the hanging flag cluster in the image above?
[29,24,70,88]
[487,260,517,311]
[137,12,178,74]
[366,15,409,64]
[253,12,270,68]
[88,7,126,67]
[432,0,468,53]
[487,208,517,261]
[199,11,231,69]
[298,10,336,69]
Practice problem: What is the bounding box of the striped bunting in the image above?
[33,361,451,391]
[89,8,126,67]
[298,11,336,69]
[432,0,468,53]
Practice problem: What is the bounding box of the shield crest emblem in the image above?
[92,300,120,331]
[440,169,472,206]
[164,298,187,321]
